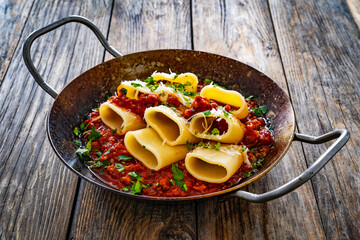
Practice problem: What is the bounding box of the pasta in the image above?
[73,71,274,197]
[144,105,199,146]
[189,108,245,143]
[99,102,146,134]
[200,85,249,119]
[124,127,189,171]
[185,145,247,183]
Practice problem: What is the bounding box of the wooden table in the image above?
[1,0,359,239]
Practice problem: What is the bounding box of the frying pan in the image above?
[23,16,349,202]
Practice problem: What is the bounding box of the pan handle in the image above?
[23,15,122,99]
[219,129,350,203]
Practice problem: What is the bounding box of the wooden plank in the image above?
[0,0,34,86]
[69,0,196,239]
[346,0,360,29]
[192,0,326,239]
[268,0,360,239]
[0,0,113,239]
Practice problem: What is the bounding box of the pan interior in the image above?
[48,49,295,201]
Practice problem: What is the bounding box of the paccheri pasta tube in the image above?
[99,102,146,134]
[144,105,199,146]
[189,109,245,144]
[200,85,249,119]
[152,72,198,91]
[185,144,247,183]
[124,127,189,171]
[117,80,150,99]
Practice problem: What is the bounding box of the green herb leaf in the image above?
[105,93,112,99]
[73,139,81,147]
[244,172,251,177]
[155,182,159,186]
[142,145,146,149]
[86,139,92,151]
[145,76,154,83]
[73,127,80,136]
[194,130,198,135]
[204,79,213,84]
[251,105,268,117]
[128,172,143,181]
[112,128,117,134]
[241,147,247,152]
[268,125,274,130]
[130,180,142,194]
[118,155,133,161]
[88,126,101,141]
[122,187,130,192]
[102,161,110,167]
[104,150,111,155]
[170,179,175,185]
[75,148,91,161]
[186,141,194,150]
[131,82,142,88]
[171,164,184,182]
[80,123,86,131]
[215,142,221,150]
[250,148,258,153]
[245,95,254,101]
[96,152,102,157]
[203,110,211,117]
[211,128,220,135]
[115,163,125,173]
[121,88,127,96]
[173,74,179,79]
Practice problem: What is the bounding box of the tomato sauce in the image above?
[76,82,274,197]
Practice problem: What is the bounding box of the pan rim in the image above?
[47,49,296,201]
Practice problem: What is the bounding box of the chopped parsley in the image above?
[128,172,143,181]
[245,95,254,101]
[241,147,247,152]
[194,130,198,135]
[170,179,175,185]
[251,105,268,117]
[131,82,142,88]
[120,88,127,96]
[73,127,80,136]
[173,74,179,79]
[244,172,251,178]
[80,123,86,131]
[142,145,146,149]
[115,163,125,173]
[122,187,130,192]
[96,152,102,157]
[104,149,111,155]
[75,148,90,159]
[130,180,142,194]
[105,93,111,99]
[118,155,133,161]
[88,126,101,141]
[186,141,194,150]
[86,139,92,151]
[204,78,213,84]
[111,128,117,134]
[171,163,187,192]
[203,110,211,117]
[211,128,220,135]
[215,142,221,150]
[73,139,81,147]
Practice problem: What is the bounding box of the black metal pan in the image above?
[23,16,349,202]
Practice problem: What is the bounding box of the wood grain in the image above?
[269,0,360,239]
[192,0,326,239]
[0,0,34,86]
[70,1,195,239]
[0,0,113,239]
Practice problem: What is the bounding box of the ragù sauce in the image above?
[73,81,274,197]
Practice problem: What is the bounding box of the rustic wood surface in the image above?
[0,0,359,239]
